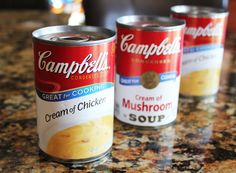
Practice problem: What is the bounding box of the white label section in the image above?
[182,47,224,75]
[37,87,114,151]
[115,74,180,127]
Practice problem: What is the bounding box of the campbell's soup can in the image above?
[115,15,185,127]
[171,5,228,97]
[32,25,116,164]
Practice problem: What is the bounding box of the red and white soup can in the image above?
[171,5,228,97]
[115,15,185,127]
[32,25,116,164]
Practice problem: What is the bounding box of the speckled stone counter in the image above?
[0,11,236,173]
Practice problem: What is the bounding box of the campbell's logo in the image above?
[120,34,181,59]
[185,23,223,39]
[38,51,110,78]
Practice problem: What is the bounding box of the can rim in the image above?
[170,5,229,18]
[32,25,116,46]
[116,15,185,31]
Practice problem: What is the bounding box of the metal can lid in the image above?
[32,25,116,46]
[116,15,185,31]
[171,5,228,18]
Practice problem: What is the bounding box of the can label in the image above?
[33,39,115,160]
[172,13,228,96]
[115,27,184,126]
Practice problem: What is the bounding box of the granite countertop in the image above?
[0,11,236,173]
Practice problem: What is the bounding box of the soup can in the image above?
[32,25,116,164]
[171,5,228,97]
[115,15,185,127]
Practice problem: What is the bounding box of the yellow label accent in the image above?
[47,115,113,160]
[180,68,221,96]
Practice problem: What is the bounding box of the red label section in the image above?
[171,13,228,47]
[116,27,184,76]
[33,40,115,92]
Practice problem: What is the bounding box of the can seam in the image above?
[32,25,116,46]
[171,5,229,18]
[116,15,185,31]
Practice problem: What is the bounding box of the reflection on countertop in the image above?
[0,11,236,173]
